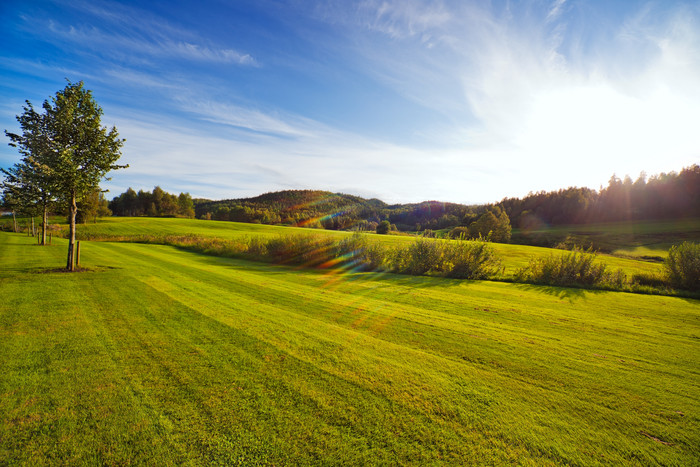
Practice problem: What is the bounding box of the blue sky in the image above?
[1,0,699,204]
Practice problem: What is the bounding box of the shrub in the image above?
[338,233,386,271]
[515,248,608,287]
[440,239,503,279]
[448,226,470,239]
[664,242,700,291]
[392,238,442,275]
[246,236,268,259]
[376,220,391,235]
[603,268,628,289]
[388,237,503,279]
[264,235,337,266]
[631,272,668,288]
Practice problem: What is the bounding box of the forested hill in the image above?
[107,165,700,233]
[194,190,387,230]
[192,189,484,231]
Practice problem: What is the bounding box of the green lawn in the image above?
[1,232,698,465]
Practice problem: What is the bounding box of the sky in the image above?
[1,0,699,205]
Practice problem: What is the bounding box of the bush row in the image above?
[68,229,700,292]
[514,243,700,293]
[104,232,503,280]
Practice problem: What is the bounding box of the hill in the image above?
[191,189,481,232]
[194,190,388,230]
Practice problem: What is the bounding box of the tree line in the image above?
[1,81,126,270]
[500,165,700,228]
[109,186,194,218]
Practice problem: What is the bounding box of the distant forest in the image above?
[107,165,699,233]
[109,186,195,218]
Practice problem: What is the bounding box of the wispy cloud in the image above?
[43,20,256,66]
[546,0,567,23]
[178,99,320,138]
[15,0,255,68]
[174,43,256,65]
[358,0,452,39]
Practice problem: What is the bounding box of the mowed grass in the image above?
[1,232,698,465]
[64,216,663,278]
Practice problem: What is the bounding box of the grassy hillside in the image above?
[1,232,698,465]
[63,216,664,278]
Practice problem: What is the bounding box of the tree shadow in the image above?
[511,282,604,302]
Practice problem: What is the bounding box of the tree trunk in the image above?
[41,204,47,246]
[12,211,17,233]
[31,217,35,237]
[67,194,77,271]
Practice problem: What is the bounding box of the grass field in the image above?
[56,217,665,279]
[1,231,698,465]
[512,218,700,260]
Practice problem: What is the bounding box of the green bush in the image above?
[664,242,700,291]
[447,226,470,239]
[338,233,386,271]
[440,239,503,279]
[264,235,337,266]
[376,220,391,235]
[631,272,668,288]
[398,238,442,275]
[388,237,502,279]
[515,248,609,287]
[246,236,268,259]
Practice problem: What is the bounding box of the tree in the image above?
[6,81,127,270]
[469,211,498,239]
[376,220,391,234]
[1,163,42,234]
[664,242,700,291]
[4,101,57,244]
[469,207,511,243]
[76,188,100,224]
[76,188,112,223]
[177,192,195,218]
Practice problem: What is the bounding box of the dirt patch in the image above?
[34,266,108,274]
[640,431,673,446]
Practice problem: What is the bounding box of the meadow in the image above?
[1,223,698,465]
